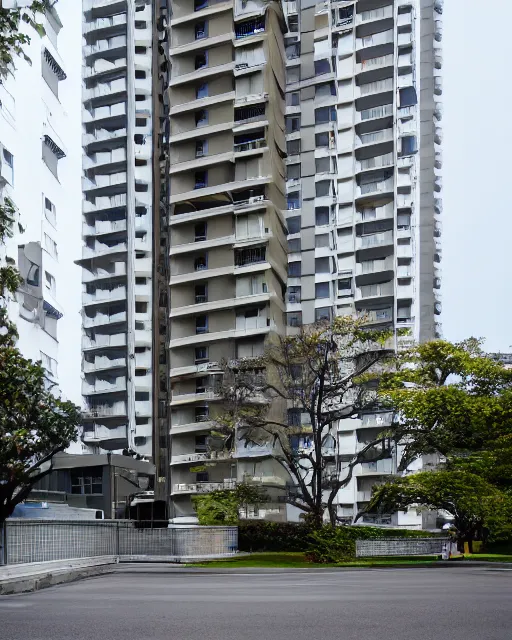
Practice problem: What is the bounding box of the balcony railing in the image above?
[360,103,393,121]
[356,128,393,147]
[357,153,394,172]
[173,480,237,494]
[234,105,265,124]
[358,29,394,49]
[235,18,265,39]
[235,246,266,267]
[358,177,394,197]
[234,138,266,153]
[171,451,232,464]
[359,77,393,96]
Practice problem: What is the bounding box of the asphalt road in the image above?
[1,566,511,640]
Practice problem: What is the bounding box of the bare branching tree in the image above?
[214,316,396,526]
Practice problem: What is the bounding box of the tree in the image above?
[192,484,269,526]
[214,316,395,527]
[0,1,50,78]
[377,339,512,471]
[0,173,80,526]
[357,339,512,543]
[363,470,512,551]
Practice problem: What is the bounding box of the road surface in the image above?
[1,566,511,640]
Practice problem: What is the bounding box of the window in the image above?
[136,117,146,127]
[287,164,300,181]
[286,116,300,133]
[196,376,207,393]
[288,238,301,252]
[288,15,299,32]
[316,207,330,226]
[397,213,411,229]
[44,271,56,295]
[315,106,336,124]
[287,216,301,234]
[194,255,208,271]
[315,157,330,174]
[196,315,208,334]
[314,59,331,75]
[195,52,208,70]
[315,307,332,322]
[195,109,208,127]
[401,135,417,155]
[315,82,336,98]
[40,351,57,377]
[286,92,300,106]
[338,278,352,296]
[287,192,300,210]
[315,233,330,248]
[399,86,417,108]
[44,196,56,227]
[195,0,208,9]
[194,170,207,188]
[134,134,145,145]
[135,45,147,54]
[287,139,300,155]
[195,21,207,39]
[1,147,14,185]
[287,286,301,303]
[196,471,209,482]
[135,369,148,377]
[315,282,330,298]
[135,301,148,313]
[287,66,300,84]
[135,69,147,79]
[195,405,209,421]
[196,83,208,99]
[196,140,208,157]
[71,468,103,495]
[315,132,329,147]
[195,346,208,363]
[287,311,302,327]
[286,43,300,60]
[44,233,58,259]
[135,20,147,28]
[195,222,207,241]
[288,261,301,277]
[316,181,331,197]
[315,257,330,273]
[135,391,150,401]
[195,284,207,303]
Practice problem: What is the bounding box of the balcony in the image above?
[235,17,265,40]
[355,281,394,302]
[235,246,267,268]
[80,240,127,261]
[357,103,393,123]
[356,128,393,148]
[83,310,127,328]
[359,459,393,475]
[357,5,393,24]
[83,355,126,372]
[356,29,394,51]
[84,13,127,37]
[170,451,232,465]
[82,423,128,446]
[234,104,266,126]
[82,219,127,236]
[365,308,393,325]
[82,333,126,351]
[82,376,127,395]
[356,53,394,75]
[356,491,373,502]
[242,474,287,487]
[82,285,127,306]
[356,177,394,199]
[171,419,214,435]
[357,77,393,98]
[170,387,221,406]
[356,152,394,173]
[82,401,127,419]
[233,138,267,154]
[361,412,393,428]
[172,480,237,495]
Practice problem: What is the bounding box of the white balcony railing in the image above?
[356,128,393,147]
[171,451,232,464]
[359,103,393,122]
[357,152,394,172]
[357,177,394,197]
[357,5,393,23]
[83,401,127,418]
[358,77,393,96]
[173,480,237,494]
[357,29,394,49]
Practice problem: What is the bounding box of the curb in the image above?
[0,564,116,595]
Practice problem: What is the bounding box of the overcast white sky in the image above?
[442,0,512,353]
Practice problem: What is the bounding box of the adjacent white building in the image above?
[0,2,82,407]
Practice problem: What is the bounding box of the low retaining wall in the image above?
[356,537,449,557]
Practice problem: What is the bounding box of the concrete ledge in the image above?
[0,557,118,595]
[119,553,239,564]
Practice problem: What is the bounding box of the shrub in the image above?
[306,528,356,563]
[238,520,437,553]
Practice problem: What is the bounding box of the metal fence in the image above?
[0,520,238,566]
[356,537,449,558]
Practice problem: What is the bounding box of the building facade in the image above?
[79,0,443,525]
[280,0,442,526]
[80,0,155,457]
[0,2,82,405]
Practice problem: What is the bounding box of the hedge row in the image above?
[238,520,436,552]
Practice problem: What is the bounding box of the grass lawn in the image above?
[187,552,448,568]
[461,554,512,563]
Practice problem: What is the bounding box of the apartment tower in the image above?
[281,0,443,526]
[167,0,289,521]
[80,0,155,457]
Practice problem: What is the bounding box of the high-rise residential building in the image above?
[166,0,290,521]
[79,0,443,525]
[280,0,443,526]
[0,2,82,406]
[80,0,156,456]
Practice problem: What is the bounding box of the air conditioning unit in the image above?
[249,195,264,203]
